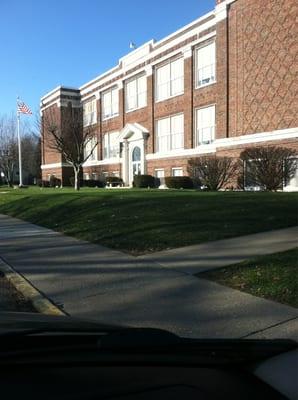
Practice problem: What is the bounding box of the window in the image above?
[156,114,184,153]
[84,136,97,161]
[83,99,97,126]
[195,42,216,87]
[156,58,184,101]
[155,169,164,178]
[103,131,119,159]
[196,105,215,145]
[172,168,183,177]
[125,74,147,111]
[102,87,119,119]
[83,173,90,180]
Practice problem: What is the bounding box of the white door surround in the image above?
[118,123,149,186]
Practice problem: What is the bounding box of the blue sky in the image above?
[0,0,214,117]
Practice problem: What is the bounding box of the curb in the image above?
[0,257,65,316]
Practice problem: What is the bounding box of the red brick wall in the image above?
[42,104,62,165]
[227,0,298,136]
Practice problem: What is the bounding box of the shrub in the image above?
[240,146,297,191]
[37,179,50,188]
[165,176,194,189]
[133,174,155,188]
[49,175,61,188]
[187,156,238,191]
[82,179,104,188]
[105,176,123,187]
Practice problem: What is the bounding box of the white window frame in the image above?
[172,167,183,177]
[195,41,216,89]
[125,74,147,112]
[195,105,216,146]
[103,131,119,159]
[155,113,184,153]
[83,99,97,127]
[101,87,119,120]
[155,57,184,102]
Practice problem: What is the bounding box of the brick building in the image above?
[40,0,298,190]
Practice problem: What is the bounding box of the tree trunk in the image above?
[73,167,80,191]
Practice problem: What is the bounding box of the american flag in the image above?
[17,100,32,115]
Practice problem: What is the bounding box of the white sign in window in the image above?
[102,87,119,119]
[156,114,184,153]
[83,99,97,126]
[156,58,184,101]
[125,74,147,111]
[196,42,216,87]
[196,106,215,145]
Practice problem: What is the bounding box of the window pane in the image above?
[171,114,184,149]
[109,131,119,158]
[171,58,184,96]
[126,79,137,110]
[111,88,119,115]
[103,134,109,158]
[156,63,170,101]
[172,168,183,177]
[132,146,141,162]
[196,42,216,87]
[137,75,147,108]
[196,106,215,145]
[156,118,170,152]
[103,91,112,118]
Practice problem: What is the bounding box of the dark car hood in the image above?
[0,311,128,334]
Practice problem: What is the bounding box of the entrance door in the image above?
[131,146,141,180]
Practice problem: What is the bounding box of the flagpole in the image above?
[16,98,23,187]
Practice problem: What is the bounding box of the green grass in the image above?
[0,186,297,254]
[198,249,298,307]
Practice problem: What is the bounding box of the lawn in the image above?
[198,248,298,307]
[0,186,297,255]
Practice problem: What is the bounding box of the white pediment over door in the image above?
[118,123,149,142]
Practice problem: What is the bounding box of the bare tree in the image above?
[21,134,41,182]
[240,146,297,191]
[188,155,238,191]
[42,104,98,190]
[0,115,18,187]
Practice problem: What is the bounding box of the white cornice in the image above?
[215,0,237,23]
[79,13,215,97]
[216,127,298,147]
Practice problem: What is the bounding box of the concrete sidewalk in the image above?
[140,226,298,275]
[0,214,297,339]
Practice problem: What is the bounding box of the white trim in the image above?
[83,159,120,167]
[216,127,298,148]
[146,127,298,161]
[215,0,237,23]
[41,162,72,170]
[183,46,192,59]
[147,144,216,160]
[40,85,79,101]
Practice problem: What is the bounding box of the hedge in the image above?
[133,174,155,188]
[165,176,194,189]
